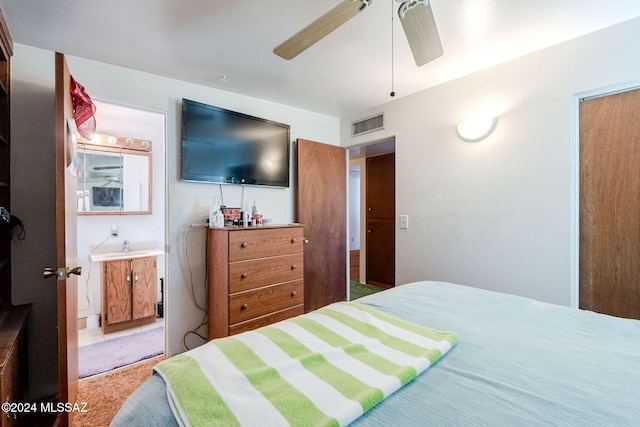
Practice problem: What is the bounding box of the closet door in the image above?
[580,88,640,320]
[366,153,395,288]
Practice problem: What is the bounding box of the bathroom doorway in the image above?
[75,99,167,378]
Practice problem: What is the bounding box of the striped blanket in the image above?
[154,302,457,427]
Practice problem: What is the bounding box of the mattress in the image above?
[111,281,640,426]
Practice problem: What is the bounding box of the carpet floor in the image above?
[74,354,165,427]
[350,280,384,300]
[79,326,164,378]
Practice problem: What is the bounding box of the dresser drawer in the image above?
[229,253,303,293]
[229,280,303,324]
[229,227,304,261]
[229,305,304,336]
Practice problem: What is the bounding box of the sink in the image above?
[90,248,164,262]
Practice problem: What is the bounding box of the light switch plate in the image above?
[399,215,409,229]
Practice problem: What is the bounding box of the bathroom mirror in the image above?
[77,133,152,215]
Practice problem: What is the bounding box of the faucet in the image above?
[122,240,131,253]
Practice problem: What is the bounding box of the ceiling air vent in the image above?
[352,113,384,137]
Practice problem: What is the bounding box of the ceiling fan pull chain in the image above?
[390,0,396,97]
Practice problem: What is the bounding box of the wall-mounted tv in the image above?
[181,99,290,187]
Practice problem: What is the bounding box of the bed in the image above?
[111,281,640,426]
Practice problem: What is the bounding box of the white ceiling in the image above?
[1,0,639,117]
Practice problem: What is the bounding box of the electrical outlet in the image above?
[399,215,409,229]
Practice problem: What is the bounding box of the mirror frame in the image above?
[77,133,152,215]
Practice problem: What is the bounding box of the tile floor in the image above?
[78,317,165,347]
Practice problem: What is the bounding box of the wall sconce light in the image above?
[456,115,497,142]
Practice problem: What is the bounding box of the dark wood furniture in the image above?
[0,306,28,427]
[207,225,304,339]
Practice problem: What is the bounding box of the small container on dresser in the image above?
[207,224,305,339]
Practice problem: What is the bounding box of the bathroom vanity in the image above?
[91,247,163,333]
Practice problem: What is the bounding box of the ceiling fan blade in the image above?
[399,1,443,66]
[274,0,368,60]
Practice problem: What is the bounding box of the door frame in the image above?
[73,97,170,353]
[346,137,396,286]
[571,80,640,308]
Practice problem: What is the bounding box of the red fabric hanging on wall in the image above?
[70,76,97,139]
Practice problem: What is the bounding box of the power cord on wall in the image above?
[220,183,247,211]
[183,311,208,351]
[182,224,208,312]
[181,223,209,350]
[81,233,114,312]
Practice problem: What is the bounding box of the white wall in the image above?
[76,100,166,321]
[342,17,640,307]
[10,45,339,399]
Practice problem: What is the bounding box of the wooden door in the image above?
[54,52,79,427]
[366,153,395,288]
[104,259,132,325]
[295,139,347,311]
[580,88,640,320]
[132,257,157,320]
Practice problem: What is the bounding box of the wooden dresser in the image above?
[207,225,304,339]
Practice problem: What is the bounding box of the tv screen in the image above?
[181,99,290,187]
[92,187,123,207]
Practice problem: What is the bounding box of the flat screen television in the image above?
[181,99,291,187]
[92,187,123,207]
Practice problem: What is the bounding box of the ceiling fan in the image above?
[273,0,443,66]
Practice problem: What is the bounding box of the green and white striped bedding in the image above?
[154,301,457,427]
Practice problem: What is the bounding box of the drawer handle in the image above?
[291,291,297,297]
[241,304,248,310]
[240,242,248,248]
[291,238,297,243]
[291,265,297,270]
[241,273,248,279]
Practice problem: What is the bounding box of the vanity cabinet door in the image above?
[102,256,157,333]
[132,256,157,320]
[103,259,132,326]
